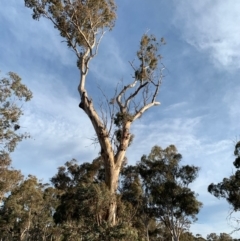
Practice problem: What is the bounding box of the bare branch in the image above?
[132,101,160,122]
[97,85,112,129]
[125,82,148,108]
[116,79,138,111]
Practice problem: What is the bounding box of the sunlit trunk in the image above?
[103,153,122,225]
[80,92,127,226]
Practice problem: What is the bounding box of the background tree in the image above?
[218,233,234,241]
[206,233,234,241]
[0,176,62,241]
[0,71,32,205]
[24,0,165,225]
[0,176,46,240]
[208,141,240,230]
[179,232,206,241]
[0,71,32,158]
[0,158,23,205]
[120,164,161,241]
[138,145,202,241]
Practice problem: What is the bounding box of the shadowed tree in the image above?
[120,164,163,241]
[208,141,240,231]
[0,71,32,157]
[179,232,207,241]
[138,145,202,241]
[218,233,233,241]
[50,159,139,240]
[24,0,165,225]
[0,176,62,241]
[206,233,234,241]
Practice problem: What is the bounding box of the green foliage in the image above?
[50,159,139,240]
[0,158,23,205]
[135,34,165,82]
[119,145,202,241]
[113,112,134,147]
[2,150,238,240]
[0,175,58,240]
[24,0,116,53]
[138,145,202,240]
[179,232,203,241]
[114,112,134,127]
[207,233,234,241]
[0,71,32,156]
[0,71,31,213]
[208,141,240,211]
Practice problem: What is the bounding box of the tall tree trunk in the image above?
[104,165,122,225]
[79,89,131,225]
[103,153,120,225]
[172,236,179,241]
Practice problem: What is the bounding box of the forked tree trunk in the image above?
[76,32,161,226]
[79,86,131,225]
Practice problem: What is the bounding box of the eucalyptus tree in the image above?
[218,233,233,241]
[0,176,62,241]
[24,0,165,225]
[206,233,234,241]
[138,145,202,241]
[0,71,32,205]
[0,176,46,240]
[0,71,32,157]
[208,141,240,229]
[179,232,206,241]
[0,159,23,206]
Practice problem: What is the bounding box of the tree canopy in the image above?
[0,72,32,158]
[138,145,202,241]
[0,71,32,206]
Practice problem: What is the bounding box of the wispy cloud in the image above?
[12,72,98,181]
[0,0,75,72]
[224,86,240,128]
[125,116,202,172]
[163,101,188,112]
[173,1,240,70]
[89,34,134,88]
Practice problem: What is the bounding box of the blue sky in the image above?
[1,0,240,238]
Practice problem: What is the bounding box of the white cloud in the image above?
[164,101,188,112]
[173,1,240,70]
[11,72,98,181]
[0,0,75,69]
[129,116,202,157]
